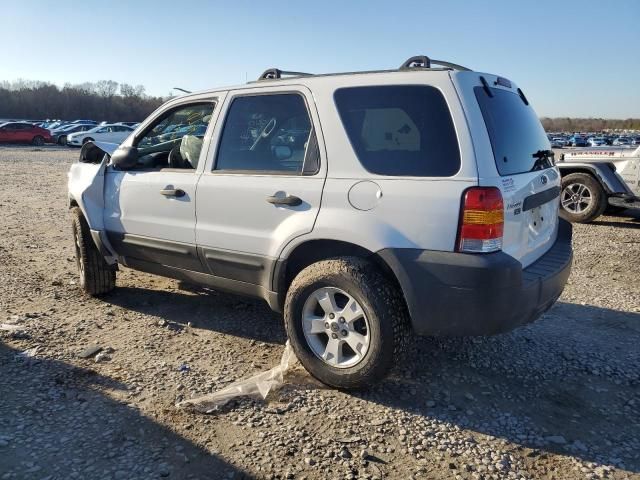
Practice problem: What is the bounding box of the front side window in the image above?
[334,85,460,177]
[134,103,215,169]
[215,93,318,174]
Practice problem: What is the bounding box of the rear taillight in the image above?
[457,187,504,253]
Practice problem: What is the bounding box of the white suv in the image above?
[68,56,573,389]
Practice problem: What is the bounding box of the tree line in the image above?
[0,80,166,122]
[1,80,638,130]
[541,117,640,132]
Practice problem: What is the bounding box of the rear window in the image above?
[474,86,551,176]
[334,85,460,177]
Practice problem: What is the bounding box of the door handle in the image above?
[266,193,302,206]
[160,188,185,198]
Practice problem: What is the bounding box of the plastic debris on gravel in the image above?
[177,342,299,413]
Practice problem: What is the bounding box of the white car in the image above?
[613,137,631,146]
[67,55,573,388]
[587,137,606,147]
[67,124,134,147]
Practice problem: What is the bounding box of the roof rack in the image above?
[258,68,313,81]
[255,55,471,82]
[399,55,471,72]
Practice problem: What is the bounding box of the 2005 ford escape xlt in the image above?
[68,55,573,388]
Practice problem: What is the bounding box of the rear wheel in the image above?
[559,172,607,223]
[58,135,67,146]
[71,207,115,295]
[284,257,410,389]
[31,135,44,146]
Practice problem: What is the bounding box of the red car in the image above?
[0,122,53,145]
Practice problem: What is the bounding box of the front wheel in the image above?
[71,207,116,295]
[284,257,410,389]
[559,172,607,223]
[32,135,44,146]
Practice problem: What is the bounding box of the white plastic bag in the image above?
[0,323,23,332]
[177,341,298,413]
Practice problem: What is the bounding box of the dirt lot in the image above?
[0,145,639,480]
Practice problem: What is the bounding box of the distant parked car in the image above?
[117,122,139,128]
[550,137,566,148]
[51,124,96,145]
[588,137,606,147]
[570,135,587,147]
[613,137,631,146]
[66,124,134,147]
[0,122,53,145]
[69,119,97,125]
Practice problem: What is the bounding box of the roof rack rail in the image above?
[258,68,313,81]
[399,55,471,72]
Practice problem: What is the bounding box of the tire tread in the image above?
[71,207,115,295]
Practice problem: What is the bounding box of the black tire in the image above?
[82,137,94,145]
[284,257,410,389]
[32,135,44,146]
[70,207,115,295]
[58,135,67,146]
[559,172,608,223]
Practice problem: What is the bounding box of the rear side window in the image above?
[334,85,460,177]
[474,86,551,176]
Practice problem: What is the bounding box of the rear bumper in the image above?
[377,219,573,336]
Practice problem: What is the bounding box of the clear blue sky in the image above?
[1,0,638,118]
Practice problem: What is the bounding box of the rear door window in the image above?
[474,87,551,176]
[215,93,319,175]
[334,85,460,177]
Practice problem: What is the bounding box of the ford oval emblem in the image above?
[540,174,548,185]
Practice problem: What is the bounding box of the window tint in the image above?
[215,94,316,174]
[334,86,460,177]
[474,87,551,176]
[135,103,214,170]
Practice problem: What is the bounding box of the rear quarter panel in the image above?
[280,71,478,257]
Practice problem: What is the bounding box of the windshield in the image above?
[475,86,551,176]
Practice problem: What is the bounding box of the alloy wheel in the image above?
[561,183,593,214]
[301,287,370,369]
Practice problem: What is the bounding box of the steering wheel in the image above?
[249,117,277,151]
[168,143,185,168]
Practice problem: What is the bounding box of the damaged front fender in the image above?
[68,141,118,263]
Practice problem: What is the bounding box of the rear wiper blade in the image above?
[530,149,555,171]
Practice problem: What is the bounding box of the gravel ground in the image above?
[0,145,639,480]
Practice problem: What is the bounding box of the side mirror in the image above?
[273,145,292,161]
[111,146,139,170]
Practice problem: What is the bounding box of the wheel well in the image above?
[69,197,79,209]
[277,239,404,309]
[558,167,604,186]
[560,163,615,195]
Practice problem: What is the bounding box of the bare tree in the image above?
[95,80,119,98]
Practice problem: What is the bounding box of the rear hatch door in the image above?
[454,73,560,267]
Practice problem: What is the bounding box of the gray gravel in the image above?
[0,145,639,479]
